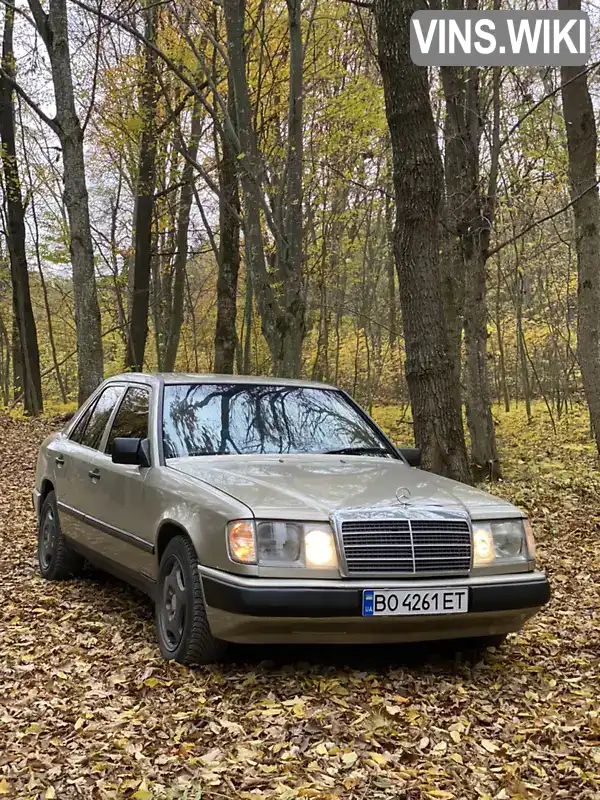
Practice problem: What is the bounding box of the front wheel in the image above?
[155,535,227,665]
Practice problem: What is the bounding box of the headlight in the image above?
[473,526,495,565]
[256,521,301,564]
[227,520,338,569]
[304,528,338,568]
[473,519,530,566]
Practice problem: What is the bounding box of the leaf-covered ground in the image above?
[0,407,599,800]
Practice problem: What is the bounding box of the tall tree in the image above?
[0,0,42,414]
[162,96,203,372]
[559,0,600,454]
[24,0,104,403]
[214,80,240,374]
[222,0,306,377]
[126,2,159,371]
[374,0,471,482]
[442,60,501,479]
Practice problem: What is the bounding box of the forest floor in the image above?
[0,404,599,800]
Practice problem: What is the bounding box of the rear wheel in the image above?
[155,535,227,665]
[38,490,84,580]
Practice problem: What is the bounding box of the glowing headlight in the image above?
[473,526,495,565]
[304,528,338,568]
[473,519,529,566]
[227,520,338,569]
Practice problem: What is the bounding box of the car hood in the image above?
[168,455,520,521]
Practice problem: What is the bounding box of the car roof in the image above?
[107,372,338,391]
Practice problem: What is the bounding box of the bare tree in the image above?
[214,78,240,374]
[0,0,42,414]
[126,1,159,371]
[374,0,471,482]
[559,0,600,453]
[222,0,306,376]
[6,0,105,402]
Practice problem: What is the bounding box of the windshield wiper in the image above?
[324,446,390,457]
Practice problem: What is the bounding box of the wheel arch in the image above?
[40,479,55,506]
[156,520,192,564]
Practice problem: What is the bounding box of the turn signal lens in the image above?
[304,528,338,568]
[227,520,256,564]
[473,526,495,566]
[524,518,536,561]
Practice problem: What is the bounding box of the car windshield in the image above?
[162,383,395,458]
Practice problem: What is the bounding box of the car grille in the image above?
[340,519,471,576]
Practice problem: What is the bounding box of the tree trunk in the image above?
[126,3,159,371]
[442,56,500,480]
[222,0,305,377]
[278,0,305,376]
[29,0,104,403]
[163,97,203,372]
[464,247,500,479]
[214,81,241,374]
[374,0,471,483]
[0,307,10,405]
[0,0,42,414]
[495,257,510,412]
[223,0,281,369]
[440,62,469,393]
[463,65,501,479]
[384,193,398,349]
[559,0,600,454]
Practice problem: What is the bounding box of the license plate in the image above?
[362,588,468,616]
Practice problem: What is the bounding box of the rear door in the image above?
[52,384,125,549]
[84,385,155,580]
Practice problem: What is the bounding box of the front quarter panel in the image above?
[34,433,62,517]
[146,466,256,580]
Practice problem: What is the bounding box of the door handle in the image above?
[88,468,101,481]
[55,455,65,466]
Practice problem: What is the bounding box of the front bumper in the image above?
[32,489,41,521]
[200,566,550,644]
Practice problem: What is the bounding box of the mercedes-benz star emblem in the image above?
[395,486,412,504]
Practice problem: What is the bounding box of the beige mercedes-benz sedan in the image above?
[33,373,550,664]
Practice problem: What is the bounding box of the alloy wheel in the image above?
[39,507,55,569]
[159,556,187,651]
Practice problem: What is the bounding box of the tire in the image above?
[155,535,227,665]
[38,490,84,580]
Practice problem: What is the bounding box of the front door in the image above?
[83,385,155,581]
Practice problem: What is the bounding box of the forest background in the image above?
[2,0,600,485]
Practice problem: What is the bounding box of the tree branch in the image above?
[488,178,600,258]
[338,0,373,8]
[0,67,60,134]
[500,61,600,150]
[27,0,52,50]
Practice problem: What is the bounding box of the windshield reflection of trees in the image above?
[163,384,384,458]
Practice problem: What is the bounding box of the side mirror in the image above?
[399,447,421,468]
[112,437,151,468]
